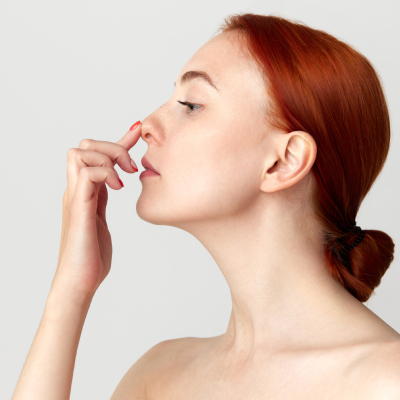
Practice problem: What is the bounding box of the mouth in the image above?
[140,169,160,179]
[141,156,159,174]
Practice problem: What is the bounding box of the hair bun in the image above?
[325,228,395,302]
[336,221,365,251]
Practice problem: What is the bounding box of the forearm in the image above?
[11,287,93,400]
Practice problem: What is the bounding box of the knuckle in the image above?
[67,148,78,160]
[105,166,116,176]
[79,166,90,178]
[121,148,131,162]
[102,157,114,169]
[79,138,92,149]
[106,167,118,180]
[107,160,115,170]
[113,144,129,163]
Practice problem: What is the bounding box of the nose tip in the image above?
[139,102,169,143]
[140,116,159,144]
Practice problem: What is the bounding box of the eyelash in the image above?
[177,100,201,114]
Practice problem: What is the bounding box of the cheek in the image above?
[163,124,261,218]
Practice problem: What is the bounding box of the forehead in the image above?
[178,31,266,99]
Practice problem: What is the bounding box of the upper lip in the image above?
[141,156,159,174]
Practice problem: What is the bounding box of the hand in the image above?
[51,122,142,302]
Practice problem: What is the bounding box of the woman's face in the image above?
[137,31,277,227]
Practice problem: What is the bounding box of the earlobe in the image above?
[260,131,317,193]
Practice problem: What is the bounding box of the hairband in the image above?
[344,221,364,250]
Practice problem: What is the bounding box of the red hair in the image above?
[218,13,395,302]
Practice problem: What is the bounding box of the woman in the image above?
[12,13,400,399]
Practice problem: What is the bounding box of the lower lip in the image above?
[140,169,160,178]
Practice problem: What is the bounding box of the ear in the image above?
[260,131,317,193]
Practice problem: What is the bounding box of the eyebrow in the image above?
[174,70,219,92]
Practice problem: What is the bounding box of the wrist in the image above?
[46,283,94,313]
[48,270,97,308]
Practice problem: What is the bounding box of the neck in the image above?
[178,195,367,359]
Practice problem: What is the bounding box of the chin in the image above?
[136,195,205,229]
[136,195,177,226]
[136,195,160,225]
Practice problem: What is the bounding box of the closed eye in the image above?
[177,100,201,114]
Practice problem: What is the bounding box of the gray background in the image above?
[1,0,399,398]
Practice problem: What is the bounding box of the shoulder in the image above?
[110,336,207,400]
[146,336,209,366]
[349,340,400,399]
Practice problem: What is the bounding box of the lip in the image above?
[141,156,159,174]
[140,169,159,179]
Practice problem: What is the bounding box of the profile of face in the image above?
[136,31,315,231]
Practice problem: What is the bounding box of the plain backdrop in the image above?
[1,0,399,398]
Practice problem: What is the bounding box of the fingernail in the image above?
[118,178,124,187]
[130,158,138,172]
[129,121,141,131]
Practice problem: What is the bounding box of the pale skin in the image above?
[12,30,400,400]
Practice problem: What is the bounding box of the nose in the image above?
[140,103,168,145]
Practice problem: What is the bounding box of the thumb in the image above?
[116,121,142,150]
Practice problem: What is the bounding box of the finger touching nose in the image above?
[117,121,142,150]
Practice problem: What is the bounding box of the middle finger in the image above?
[78,138,137,174]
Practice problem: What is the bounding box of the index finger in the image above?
[116,121,142,150]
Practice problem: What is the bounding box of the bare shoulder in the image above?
[110,336,209,400]
[349,340,400,399]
